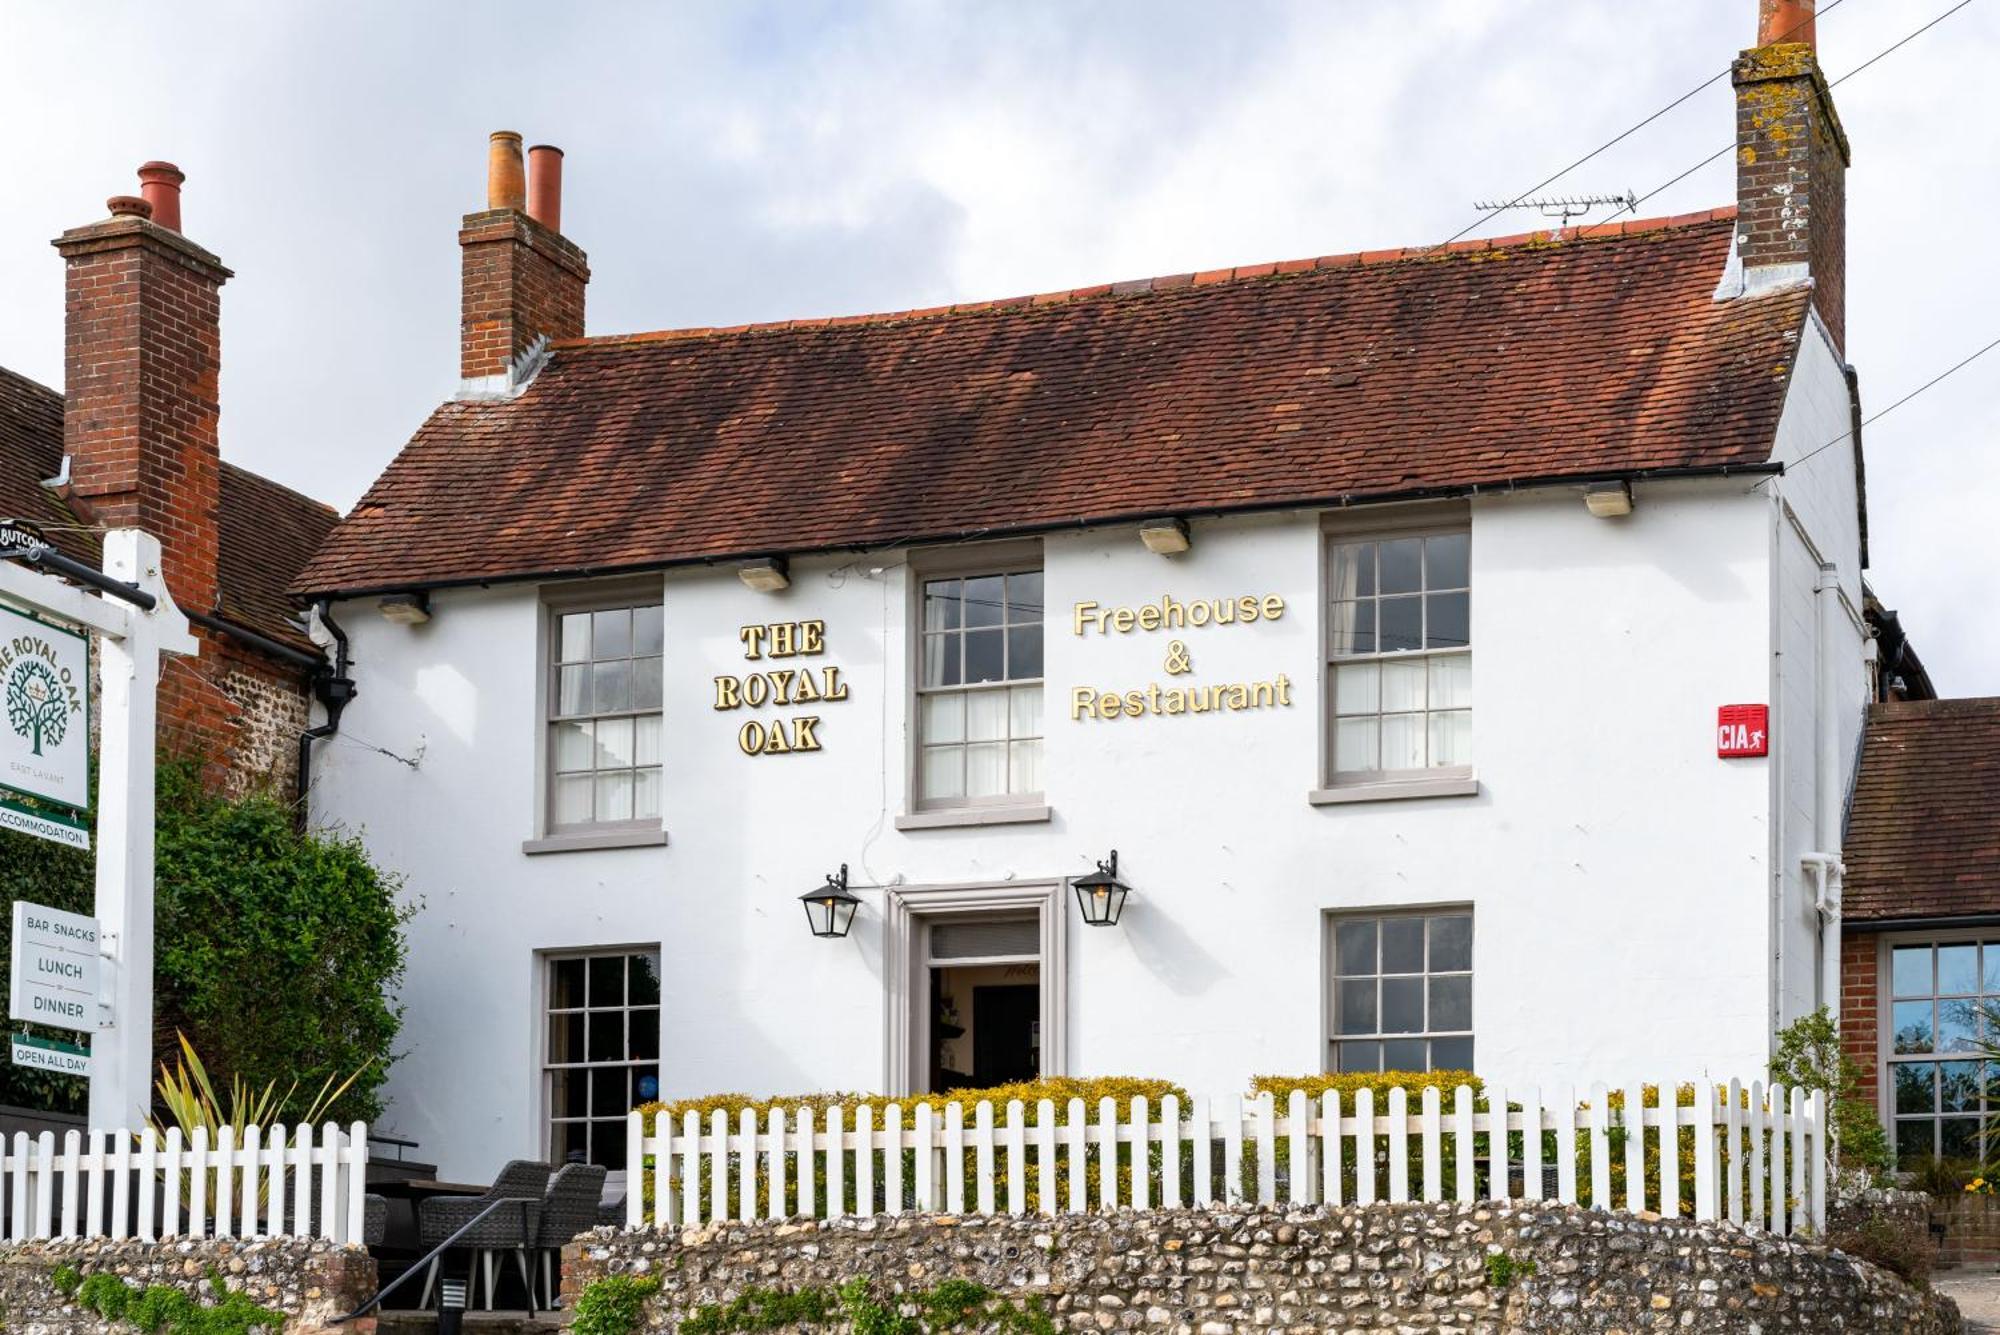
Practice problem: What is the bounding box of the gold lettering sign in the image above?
[1068,593,1295,722]
[715,619,849,755]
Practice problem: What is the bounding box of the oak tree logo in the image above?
[6,657,70,756]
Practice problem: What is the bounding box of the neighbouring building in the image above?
[295,5,1906,1187]
[1,166,340,799]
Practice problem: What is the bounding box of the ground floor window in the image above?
[1326,909,1473,1073]
[545,948,661,1169]
[1886,937,2000,1167]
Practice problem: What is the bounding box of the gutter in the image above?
[184,608,321,670]
[299,459,1787,602]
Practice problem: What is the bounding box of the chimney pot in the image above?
[137,161,185,231]
[1758,0,1815,48]
[107,195,153,220]
[527,144,564,233]
[487,131,526,212]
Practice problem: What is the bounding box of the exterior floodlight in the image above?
[1583,481,1633,518]
[802,864,860,938]
[1138,518,1192,555]
[739,557,791,592]
[378,591,432,625]
[1072,850,1130,927]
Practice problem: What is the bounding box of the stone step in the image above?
[374,1310,566,1335]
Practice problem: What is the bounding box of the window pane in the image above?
[550,957,587,1009]
[1010,685,1042,739]
[1431,1036,1474,1071]
[962,575,1006,628]
[1429,655,1472,710]
[1381,713,1425,770]
[630,953,662,1006]
[920,747,964,801]
[1893,946,1932,998]
[1334,662,1378,715]
[559,613,591,662]
[1427,592,1470,649]
[588,955,625,1006]
[595,717,635,768]
[1007,571,1043,620]
[1940,999,1980,1053]
[1427,533,1469,589]
[1333,718,1378,773]
[632,605,664,655]
[586,1012,623,1063]
[964,629,1006,684]
[1380,977,1424,1033]
[1429,976,1472,1032]
[550,1068,584,1117]
[1008,625,1044,679]
[633,768,663,820]
[1893,1000,1935,1053]
[630,1010,660,1062]
[1329,542,1374,601]
[1378,596,1423,653]
[591,1065,631,1117]
[1338,980,1377,1033]
[1335,921,1377,976]
[554,776,593,826]
[595,771,634,822]
[1338,1041,1382,1074]
[1009,740,1043,794]
[1429,711,1472,768]
[924,580,961,631]
[965,743,1007,798]
[1894,1062,1937,1115]
[1328,601,1375,656]
[1985,944,2000,994]
[634,714,663,766]
[923,693,965,745]
[1381,918,1424,973]
[1381,659,1426,713]
[1895,1119,1933,1168]
[595,1121,629,1170]
[924,634,960,688]
[966,690,1007,742]
[1942,1061,1981,1113]
[592,608,631,659]
[1941,944,1980,996]
[632,657,664,710]
[555,721,594,773]
[1379,538,1422,595]
[557,665,590,716]
[1943,1118,1982,1160]
[592,660,631,713]
[1382,1038,1428,1072]
[1429,916,1472,972]
[548,1016,583,1068]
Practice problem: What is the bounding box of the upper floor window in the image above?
[1326,529,1471,782]
[549,600,664,830]
[916,568,1044,808]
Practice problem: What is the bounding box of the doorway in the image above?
[925,916,1040,1093]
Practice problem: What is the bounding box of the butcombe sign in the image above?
[1069,593,1296,721]
[0,600,91,848]
[715,618,851,755]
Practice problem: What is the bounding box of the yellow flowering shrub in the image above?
[1251,1070,1484,1103]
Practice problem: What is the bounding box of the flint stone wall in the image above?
[565,1200,1961,1334]
[0,1235,375,1335]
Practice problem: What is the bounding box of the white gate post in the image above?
[88,530,194,1130]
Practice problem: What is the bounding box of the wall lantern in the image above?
[801,864,860,938]
[738,556,791,592]
[1072,850,1130,927]
[377,591,432,625]
[1138,518,1191,555]
[1583,480,1633,518]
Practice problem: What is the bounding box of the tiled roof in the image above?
[297,208,1811,596]
[0,362,336,652]
[1844,698,2000,922]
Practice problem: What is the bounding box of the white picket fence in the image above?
[625,1080,1829,1236]
[0,1123,370,1244]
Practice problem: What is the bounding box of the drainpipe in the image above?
[297,599,355,806]
[1805,562,1846,1023]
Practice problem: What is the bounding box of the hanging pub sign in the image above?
[714,618,851,755]
[0,601,91,848]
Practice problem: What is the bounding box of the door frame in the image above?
[881,879,1067,1096]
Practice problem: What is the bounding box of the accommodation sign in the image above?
[0,601,91,849]
[714,618,850,755]
[9,900,102,1036]
[1069,593,1295,721]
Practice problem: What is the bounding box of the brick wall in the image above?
[459,208,589,380]
[1732,42,1850,352]
[1843,929,1881,1110]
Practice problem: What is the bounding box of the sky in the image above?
[1,0,1994,693]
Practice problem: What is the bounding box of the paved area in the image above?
[1936,1272,2000,1332]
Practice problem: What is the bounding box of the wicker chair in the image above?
[533,1163,607,1308]
[417,1160,550,1312]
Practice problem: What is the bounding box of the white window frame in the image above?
[1322,906,1475,1075]
[1315,506,1476,804]
[539,944,663,1176]
[529,577,669,853]
[901,541,1049,824]
[1876,927,2000,1167]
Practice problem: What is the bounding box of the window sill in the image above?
[522,827,669,855]
[895,804,1052,832]
[1308,776,1479,806]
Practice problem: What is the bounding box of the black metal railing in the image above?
[332,1197,539,1323]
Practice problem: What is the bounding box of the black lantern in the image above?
[801,864,860,938]
[1072,850,1130,927]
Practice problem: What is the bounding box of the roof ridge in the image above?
[552,207,1740,353]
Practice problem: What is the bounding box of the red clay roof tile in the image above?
[1844,698,2000,923]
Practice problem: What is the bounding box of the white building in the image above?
[298,21,1889,1183]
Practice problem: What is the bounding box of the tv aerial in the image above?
[1471,191,1638,228]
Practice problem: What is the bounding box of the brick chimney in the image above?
[1731,0,1849,352]
[460,132,589,389]
[52,164,230,616]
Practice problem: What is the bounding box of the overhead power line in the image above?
[1786,332,2000,473]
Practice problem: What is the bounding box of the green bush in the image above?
[1771,1007,1893,1182]
[0,757,409,1122]
[1830,1212,1935,1288]
[681,1277,1054,1335]
[572,1274,661,1335]
[59,1268,286,1335]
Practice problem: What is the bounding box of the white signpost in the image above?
[0,529,195,1127]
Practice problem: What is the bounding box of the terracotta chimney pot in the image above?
[527,144,564,233]
[1758,0,1815,48]
[106,195,153,220]
[487,131,526,212]
[137,161,185,231]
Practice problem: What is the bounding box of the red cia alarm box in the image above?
[1717,704,1769,758]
